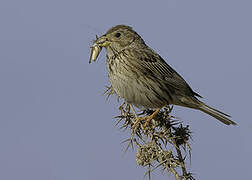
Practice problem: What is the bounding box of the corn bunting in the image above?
[90,25,236,126]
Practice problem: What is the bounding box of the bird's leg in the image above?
[143,108,161,127]
[130,105,162,129]
[130,105,142,129]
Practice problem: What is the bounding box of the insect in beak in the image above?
[89,35,102,64]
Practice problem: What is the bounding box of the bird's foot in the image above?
[132,116,146,129]
[132,108,161,130]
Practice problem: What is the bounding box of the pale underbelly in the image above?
[109,73,169,108]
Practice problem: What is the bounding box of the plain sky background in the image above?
[0,0,251,179]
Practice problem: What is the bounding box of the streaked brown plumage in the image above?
[91,25,236,126]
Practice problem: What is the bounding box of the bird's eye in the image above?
[115,32,121,38]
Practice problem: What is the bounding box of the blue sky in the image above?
[0,0,251,179]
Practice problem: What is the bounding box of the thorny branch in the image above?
[105,86,195,180]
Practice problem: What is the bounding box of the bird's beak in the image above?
[95,35,111,47]
[89,34,110,64]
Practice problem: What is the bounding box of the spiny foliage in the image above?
[105,85,195,180]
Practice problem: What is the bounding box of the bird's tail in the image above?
[198,103,237,125]
[178,97,237,125]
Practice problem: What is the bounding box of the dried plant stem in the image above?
[113,102,194,180]
[174,142,187,177]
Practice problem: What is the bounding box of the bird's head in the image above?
[89,25,145,63]
[96,25,145,50]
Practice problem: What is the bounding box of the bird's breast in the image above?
[106,55,170,108]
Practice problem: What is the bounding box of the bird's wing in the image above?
[126,48,202,98]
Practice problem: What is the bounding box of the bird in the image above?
[91,24,236,126]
